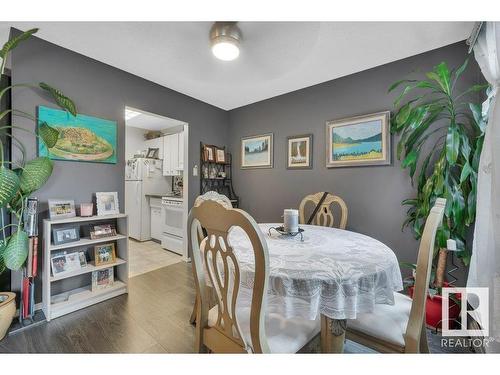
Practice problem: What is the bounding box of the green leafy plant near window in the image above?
[390,59,488,288]
[0,29,77,273]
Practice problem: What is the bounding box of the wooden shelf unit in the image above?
[200,142,239,207]
[42,214,129,321]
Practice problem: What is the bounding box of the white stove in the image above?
[161,196,184,254]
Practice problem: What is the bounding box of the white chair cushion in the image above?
[208,300,320,353]
[347,292,412,347]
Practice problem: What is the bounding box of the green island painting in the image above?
[38,106,117,164]
[331,119,383,161]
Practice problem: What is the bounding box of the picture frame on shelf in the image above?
[96,192,120,216]
[89,224,117,240]
[203,145,215,162]
[50,251,87,276]
[241,133,273,169]
[92,267,114,291]
[146,147,159,159]
[52,225,80,246]
[287,134,313,169]
[326,111,391,168]
[215,148,226,164]
[94,243,117,266]
[48,199,76,220]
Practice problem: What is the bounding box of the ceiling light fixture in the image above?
[210,22,242,61]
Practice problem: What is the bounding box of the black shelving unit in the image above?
[200,142,239,207]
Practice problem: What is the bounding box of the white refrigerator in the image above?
[125,158,171,241]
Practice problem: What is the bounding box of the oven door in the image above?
[162,202,184,238]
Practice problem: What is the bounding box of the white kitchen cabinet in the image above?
[150,203,163,241]
[162,132,184,176]
[177,131,184,170]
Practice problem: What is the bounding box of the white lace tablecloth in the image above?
[227,223,403,320]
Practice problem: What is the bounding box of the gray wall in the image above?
[228,42,483,279]
[9,29,229,301]
[11,29,229,211]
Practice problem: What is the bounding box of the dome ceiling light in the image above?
[210,22,242,61]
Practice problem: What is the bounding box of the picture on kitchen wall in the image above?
[287,134,312,169]
[38,105,117,164]
[326,111,391,167]
[241,133,273,169]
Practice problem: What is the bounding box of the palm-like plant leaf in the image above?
[19,157,53,194]
[390,60,488,267]
[39,82,77,117]
[0,28,38,59]
[0,166,20,208]
[0,239,6,274]
[3,230,29,270]
[38,121,60,148]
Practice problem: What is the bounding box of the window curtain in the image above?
[468,22,500,352]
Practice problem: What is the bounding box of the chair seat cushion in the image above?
[208,300,320,353]
[347,292,412,347]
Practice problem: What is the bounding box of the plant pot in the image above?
[408,283,461,330]
[0,292,15,341]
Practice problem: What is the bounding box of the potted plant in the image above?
[401,262,461,329]
[0,28,76,340]
[390,59,488,329]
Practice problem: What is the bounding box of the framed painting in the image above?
[38,106,117,164]
[241,133,273,169]
[326,111,391,168]
[287,134,313,169]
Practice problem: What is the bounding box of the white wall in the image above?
[125,126,147,159]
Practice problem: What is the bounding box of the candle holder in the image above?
[79,203,94,217]
[268,226,304,241]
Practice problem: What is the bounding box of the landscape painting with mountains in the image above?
[331,119,383,161]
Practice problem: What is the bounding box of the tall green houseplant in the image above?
[0,29,76,273]
[390,60,487,286]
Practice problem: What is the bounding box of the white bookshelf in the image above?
[42,214,129,321]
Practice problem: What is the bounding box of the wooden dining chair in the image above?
[299,192,348,229]
[345,198,446,353]
[189,191,233,324]
[188,199,320,353]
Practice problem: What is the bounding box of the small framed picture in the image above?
[92,267,114,291]
[48,199,76,220]
[94,243,117,266]
[52,225,80,246]
[241,133,273,169]
[146,147,159,159]
[215,148,226,164]
[287,134,313,169]
[50,251,87,276]
[90,224,117,239]
[96,192,119,216]
[203,145,215,162]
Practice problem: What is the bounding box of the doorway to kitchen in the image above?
[124,107,189,277]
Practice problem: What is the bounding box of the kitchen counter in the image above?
[146,193,184,201]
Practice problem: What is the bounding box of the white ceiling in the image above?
[125,108,186,131]
[0,22,473,110]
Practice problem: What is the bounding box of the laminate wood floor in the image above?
[0,262,196,353]
[0,261,464,354]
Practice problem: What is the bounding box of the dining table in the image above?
[227,223,404,353]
